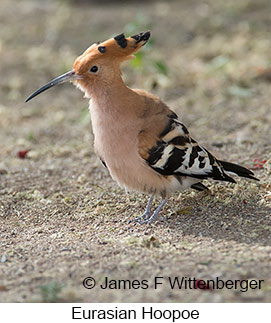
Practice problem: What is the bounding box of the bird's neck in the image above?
[90,77,135,114]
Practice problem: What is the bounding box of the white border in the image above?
[0,303,269,322]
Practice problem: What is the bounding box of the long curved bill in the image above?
[25,70,77,103]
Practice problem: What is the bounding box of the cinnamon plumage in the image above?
[26,31,259,224]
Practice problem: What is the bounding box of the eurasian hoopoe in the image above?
[26,31,259,224]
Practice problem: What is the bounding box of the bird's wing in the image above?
[138,111,236,183]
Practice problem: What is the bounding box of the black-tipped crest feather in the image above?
[114,33,127,48]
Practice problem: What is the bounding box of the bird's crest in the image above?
[88,31,150,57]
[73,31,151,73]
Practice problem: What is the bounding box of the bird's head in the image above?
[25,31,151,102]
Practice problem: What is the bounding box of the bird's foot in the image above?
[128,210,151,224]
[128,194,154,225]
[136,211,159,225]
[128,199,167,225]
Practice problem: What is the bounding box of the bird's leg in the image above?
[128,195,154,224]
[139,199,167,224]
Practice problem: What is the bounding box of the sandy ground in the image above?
[0,0,271,302]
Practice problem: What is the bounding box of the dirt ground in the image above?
[0,0,271,302]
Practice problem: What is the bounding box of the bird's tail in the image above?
[219,160,259,181]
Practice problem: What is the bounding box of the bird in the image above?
[25,31,259,224]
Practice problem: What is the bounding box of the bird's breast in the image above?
[89,100,139,161]
[88,100,185,196]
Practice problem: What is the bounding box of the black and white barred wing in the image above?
[146,116,236,183]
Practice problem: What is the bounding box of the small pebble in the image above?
[1,255,7,263]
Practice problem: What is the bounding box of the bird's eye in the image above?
[90,66,98,73]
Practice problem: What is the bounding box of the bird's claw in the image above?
[128,211,157,225]
[128,211,151,225]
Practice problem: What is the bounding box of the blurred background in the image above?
[0,0,271,302]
